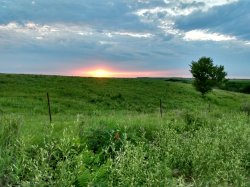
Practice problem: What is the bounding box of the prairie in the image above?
[0,73,250,186]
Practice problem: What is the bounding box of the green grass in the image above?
[0,73,250,186]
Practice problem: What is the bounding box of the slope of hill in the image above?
[0,74,249,114]
[0,74,250,186]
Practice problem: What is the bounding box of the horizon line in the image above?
[0,72,250,80]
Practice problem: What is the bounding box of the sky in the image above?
[0,0,250,78]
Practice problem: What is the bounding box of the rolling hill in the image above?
[0,73,250,186]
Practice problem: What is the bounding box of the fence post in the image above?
[47,92,52,123]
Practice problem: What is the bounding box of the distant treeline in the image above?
[164,78,250,94]
[220,80,250,94]
[164,78,192,84]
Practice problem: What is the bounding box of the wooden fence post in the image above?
[47,92,52,123]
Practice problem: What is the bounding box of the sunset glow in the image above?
[88,69,113,77]
[76,67,189,78]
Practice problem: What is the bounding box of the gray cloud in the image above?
[0,0,151,32]
[175,1,250,41]
[0,0,249,78]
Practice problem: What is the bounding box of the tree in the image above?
[190,57,227,96]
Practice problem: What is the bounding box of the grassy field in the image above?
[0,73,250,186]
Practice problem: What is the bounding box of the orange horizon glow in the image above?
[73,67,190,78]
[88,69,112,77]
[84,68,144,78]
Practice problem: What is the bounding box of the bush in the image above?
[241,85,250,94]
[109,141,174,186]
[84,126,122,153]
[183,112,207,132]
[11,134,82,186]
[77,151,112,186]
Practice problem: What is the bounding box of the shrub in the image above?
[77,151,112,186]
[241,85,250,94]
[109,141,174,186]
[183,112,206,132]
[11,135,82,186]
[83,126,123,159]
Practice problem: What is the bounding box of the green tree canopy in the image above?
[190,57,227,96]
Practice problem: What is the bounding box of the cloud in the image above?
[132,0,239,40]
[0,22,92,35]
[0,19,156,71]
[245,41,250,45]
[0,0,249,78]
[183,29,236,41]
[175,1,250,41]
[0,21,153,49]
[0,0,151,32]
[135,6,198,17]
[135,0,238,18]
[177,0,238,10]
[111,31,153,38]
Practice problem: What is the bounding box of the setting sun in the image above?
[88,69,112,77]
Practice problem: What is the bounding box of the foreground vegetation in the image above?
[0,74,250,186]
